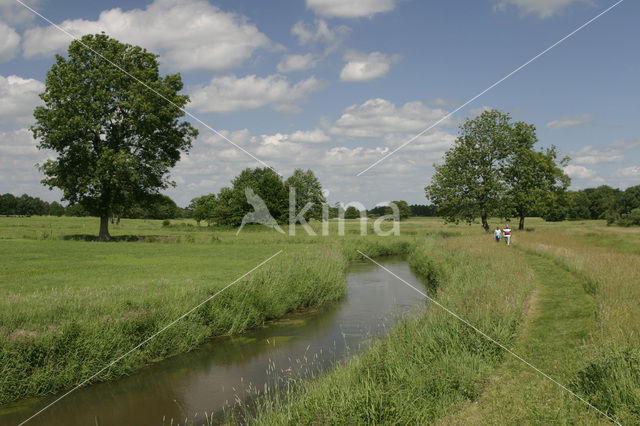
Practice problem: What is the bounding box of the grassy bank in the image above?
[241,224,640,425]
[3,216,638,423]
[442,250,604,424]
[244,233,536,424]
[0,216,418,405]
[518,232,640,423]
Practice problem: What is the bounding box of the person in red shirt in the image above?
[503,225,511,245]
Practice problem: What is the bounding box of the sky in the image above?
[0,0,638,208]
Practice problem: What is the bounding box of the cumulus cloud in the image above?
[572,145,624,165]
[564,164,597,179]
[0,74,44,127]
[291,19,350,54]
[339,50,399,82]
[290,129,331,143]
[189,74,324,113]
[616,166,640,179]
[306,0,397,18]
[0,22,20,62]
[165,95,456,205]
[330,98,451,138]
[0,128,60,200]
[277,53,318,73]
[494,0,582,18]
[546,113,594,129]
[0,0,42,27]
[22,0,271,71]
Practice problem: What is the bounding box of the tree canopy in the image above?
[32,33,197,240]
[425,110,569,231]
[285,169,326,220]
[189,168,326,228]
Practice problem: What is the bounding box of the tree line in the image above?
[0,193,188,220]
[7,183,638,227]
[553,185,640,226]
[189,168,326,226]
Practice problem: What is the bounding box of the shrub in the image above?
[618,208,640,227]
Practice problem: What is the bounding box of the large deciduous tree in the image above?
[284,169,326,220]
[425,110,569,231]
[425,110,512,232]
[32,34,198,240]
[503,123,570,230]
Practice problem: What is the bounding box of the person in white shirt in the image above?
[503,225,511,245]
[494,227,501,243]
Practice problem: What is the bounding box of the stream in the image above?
[1,257,428,425]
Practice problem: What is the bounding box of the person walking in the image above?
[494,226,501,243]
[503,225,511,246]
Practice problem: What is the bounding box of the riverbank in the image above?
[3,217,638,424]
[244,227,640,425]
[244,233,536,424]
[0,216,415,405]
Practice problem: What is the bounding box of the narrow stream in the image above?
[1,257,428,425]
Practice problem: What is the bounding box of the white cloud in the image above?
[170,95,456,203]
[330,98,451,138]
[572,145,624,165]
[339,50,399,82]
[546,113,594,129]
[470,105,495,116]
[189,74,324,113]
[277,53,317,73]
[564,164,597,179]
[0,128,38,156]
[429,98,458,107]
[0,128,61,200]
[290,129,331,143]
[610,139,640,150]
[0,74,44,127]
[616,166,640,179]
[0,0,42,27]
[291,19,350,54]
[306,0,397,18]
[22,0,271,71]
[0,22,20,62]
[494,0,582,18]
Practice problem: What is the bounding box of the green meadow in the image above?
[1,216,639,424]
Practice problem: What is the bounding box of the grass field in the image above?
[1,215,639,424]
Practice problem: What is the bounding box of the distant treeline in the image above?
[367,203,437,218]
[0,193,189,220]
[557,185,640,226]
[4,184,638,226]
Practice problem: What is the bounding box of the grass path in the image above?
[442,250,608,424]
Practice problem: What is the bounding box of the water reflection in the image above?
[1,257,427,426]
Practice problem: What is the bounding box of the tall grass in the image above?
[243,234,534,424]
[0,242,351,404]
[518,231,640,423]
[0,215,425,405]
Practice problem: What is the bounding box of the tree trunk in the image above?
[481,214,489,232]
[519,214,525,230]
[98,215,112,241]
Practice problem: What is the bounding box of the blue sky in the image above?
[0,0,638,207]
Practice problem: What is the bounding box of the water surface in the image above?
[1,257,428,425]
